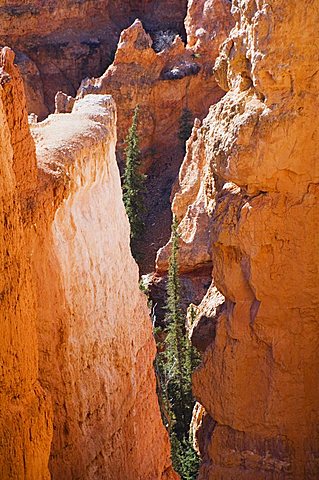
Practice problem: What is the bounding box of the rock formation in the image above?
[72,18,226,272]
[0,46,52,480]
[2,0,234,274]
[70,1,233,273]
[32,94,177,480]
[185,0,234,60]
[0,0,234,274]
[0,47,178,480]
[0,0,188,117]
[160,0,319,478]
[75,17,227,161]
[2,0,317,478]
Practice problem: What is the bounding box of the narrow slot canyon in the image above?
[0,1,318,479]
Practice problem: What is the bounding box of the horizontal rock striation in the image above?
[160,0,319,478]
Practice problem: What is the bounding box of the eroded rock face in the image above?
[149,0,233,301]
[0,0,188,116]
[0,47,177,479]
[161,0,319,478]
[0,46,52,480]
[31,95,177,479]
[75,19,225,176]
[71,7,232,273]
[185,0,234,60]
[74,7,233,166]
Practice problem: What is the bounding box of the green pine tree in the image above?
[155,215,200,479]
[122,106,146,257]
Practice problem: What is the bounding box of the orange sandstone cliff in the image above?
[73,19,226,273]
[1,0,318,478]
[0,47,178,479]
[1,0,234,273]
[158,0,319,478]
[31,94,177,480]
[0,46,52,480]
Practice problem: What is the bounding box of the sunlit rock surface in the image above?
[0,46,178,480]
[158,0,319,478]
[0,46,52,480]
[31,95,178,479]
[0,0,188,116]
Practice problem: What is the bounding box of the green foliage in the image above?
[154,216,200,479]
[139,277,148,294]
[172,435,200,480]
[178,108,193,150]
[139,277,154,310]
[122,106,146,257]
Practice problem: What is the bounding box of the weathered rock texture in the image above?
[71,2,233,273]
[31,94,177,480]
[75,21,220,272]
[0,46,52,480]
[0,0,188,117]
[158,0,319,478]
[185,0,234,60]
[0,47,177,480]
[1,1,234,275]
[76,19,223,164]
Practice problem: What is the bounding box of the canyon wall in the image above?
[75,19,225,168]
[31,94,177,480]
[158,0,319,478]
[1,0,233,276]
[2,1,318,478]
[0,0,188,117]
[0,47,52,480]
[0,47,177,479]
[72,0,234,170]
[74,19,224,272]
[70,1,233,273]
